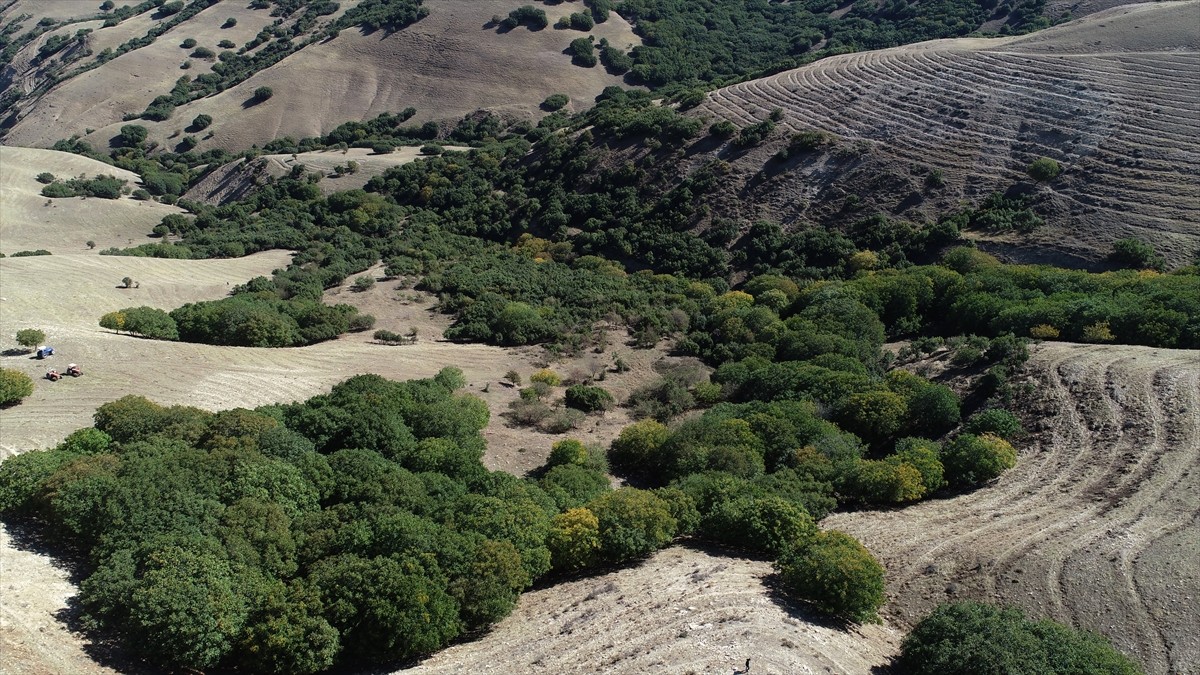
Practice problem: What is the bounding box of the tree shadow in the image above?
[1,347,30,356]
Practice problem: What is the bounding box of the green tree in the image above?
[608,419,670,471]
[547,507,601,572]
[1108,238,1166,272]
[897,601,1142,675]
[309,554,461,661]
[1026,157,1062,182]
[253,86,274,102]
[126,545,250,669]
[941,433,1017,486]
[449,539,530,628]
[15,328,45,351]
[963,409,1022,439]
[836,390,908,445]
[541,93,569,111]
[120,306,179,340]
[893,437,946,493]
[706,495,817,555]
[239,583,339,675]
[775,530,885,623]
[118,124,148,147]
[587,488,676,563]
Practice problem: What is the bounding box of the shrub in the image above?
[36,172,55,184]
[541,93,569,112]
[1030,323,1060,339]
[564,385,614,413]
[0,368,34,406]
[941,433,1016,486]
[1026,157,1061,182]
[351,276,375,292]
[218,39,236,49]
[420,145,443,155]
[348,314,376,332]
[180,38,197,49]
[568,37,596,67]
[852,459,926,503]
[222,17,237,28]
[775,530,885,623]
[530,369,561,386]
[504,370,522,386]
[963,409,1022,439]
[253,86,273,102]
[119,124,148,147]
[897,601,1142,675]
[568,11,594,30]
[191,47,215,59]
[504,6,548,30]
[893,438,946,493]
[1108,238,1165,272]
[15,329,46,351]
[540,408,584,434]
[191,114,212,130]
[709,120,736,138]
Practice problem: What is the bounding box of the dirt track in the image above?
[827,342,1200,675]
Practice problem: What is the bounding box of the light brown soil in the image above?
[827,342,1200,675]
[687,0,1200,268]
[409,545,902,675]
[0,146,185,254]
[4,0,642,153]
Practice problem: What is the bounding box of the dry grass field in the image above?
[0,146,184,254]
[3,0,642,152]
[689,1,1200,268]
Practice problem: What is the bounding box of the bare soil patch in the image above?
[827,341,1200,675]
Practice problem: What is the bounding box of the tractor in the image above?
[66,363,82,377]
[45,368,61,381]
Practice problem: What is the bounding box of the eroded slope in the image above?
[690,1,1200,267]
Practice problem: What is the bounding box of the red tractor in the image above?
[66,363,83,377]
[45,368,61,381]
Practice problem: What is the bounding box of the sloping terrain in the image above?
[411,545,901,675]
[0,146,184,254]
[689,1,1200,268]
[183,145,468,205]
[2,0,641,152]
[827,342,1200,675]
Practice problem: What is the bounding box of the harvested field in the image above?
[827,342,1200,675]
[409,545,902,675]
[0,146,184,254]
[690,1,1200,267]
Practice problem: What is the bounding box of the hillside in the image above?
[182,145,468,204]
[827,342,1200,675]
[687,1,1200,268]
[0,145,185,254]
[1,0,641,151]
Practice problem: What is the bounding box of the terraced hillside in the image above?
[1,0,641,152]
[827,342,1200,675]
[690,1,1200,268]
